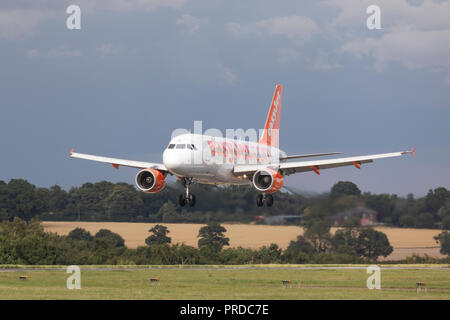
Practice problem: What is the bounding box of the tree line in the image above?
[0,218,448,265]
[0,179,449,230]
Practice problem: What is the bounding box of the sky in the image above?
[0,0,449,197]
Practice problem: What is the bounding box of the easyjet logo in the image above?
[268,90,281,137]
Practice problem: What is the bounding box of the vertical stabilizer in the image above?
[258,84,283,148]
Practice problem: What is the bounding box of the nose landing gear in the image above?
[179,177,196,207]
[256,194,274,207]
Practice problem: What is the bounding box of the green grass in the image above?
[0,265,449,299]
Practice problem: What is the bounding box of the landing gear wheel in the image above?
[256,194,264,207]
[179,194,187,206]
[179,177,196,207]
[266,194,274,207]
[188,194,196,207]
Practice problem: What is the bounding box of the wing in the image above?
[280,152,342,161]
[70,149,168,172]
[234,148,415,176]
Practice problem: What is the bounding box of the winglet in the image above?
[70,148,74,155]
[401,147,416,157]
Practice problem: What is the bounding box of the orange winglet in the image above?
[112,163,119,170]
[70,148,74,155]
[352,161,361,169]
[311,166,320,175]
[411,147,416,157]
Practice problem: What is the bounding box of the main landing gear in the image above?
[256,194,274,207]
[179,177,196,207]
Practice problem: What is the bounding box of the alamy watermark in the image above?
[366,5,381,30]
[66,265,81,289]
[66,5,81,30]
[366,265,381,290]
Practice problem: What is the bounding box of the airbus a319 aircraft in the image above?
[70,84,414,207]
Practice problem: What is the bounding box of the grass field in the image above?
[0,265,449,299]
[43,222,445,260]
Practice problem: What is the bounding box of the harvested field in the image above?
[42,222,446,260]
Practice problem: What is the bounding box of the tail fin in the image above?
[258,84,283,148]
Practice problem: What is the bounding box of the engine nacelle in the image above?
[135,169,166,193]
[252,168,284,193]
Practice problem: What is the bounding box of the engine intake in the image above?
[135,169,166,193]
[252,168,284,193]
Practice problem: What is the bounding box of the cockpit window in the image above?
[186,144,193,150]
[168,144,175,149]
[191,144,197,150]
[176,144,186,149]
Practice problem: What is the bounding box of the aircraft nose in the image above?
[163,150,182,172]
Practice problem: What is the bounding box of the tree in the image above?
[94,229,125,247]
[363,193,396,222]
[442,216,450,230]
[434,231,450,255]
[197,222,230,251]
[330,181,361,198]
[256,243,282,264]
[48,185,69,213]
[102,184,143,220]
[68,228,94,242]
[425,187,450,213]
[331,225,360,256]
[159,201,179,222]
[302,208,331,253]
[284,235,315,264]
[356,228,393,261]
[415,212,435,229]
[399,215,415,227]
[145,224,171,245]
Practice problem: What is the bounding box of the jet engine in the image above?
[135,169,166,193]
[252,168,284,193]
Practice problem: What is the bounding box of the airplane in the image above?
[70,84,415,207]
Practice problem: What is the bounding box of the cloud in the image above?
[313,51,342,70]
[0,9,54,40]
[176,14,200,33]
[0,0,188,40]
[325,0,450,83]
[217,65,239,86]
[47,45,81,58]
[26,49,40,58]
[277,48,301,65]
[444,74,450,87]
[324,0,450,31]
[228,15,319,45]
[95,43,121,57]
[26,46,82,58]
[94,0,187,12]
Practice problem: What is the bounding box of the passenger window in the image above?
[176,144,185,149]
[168,144,175,149]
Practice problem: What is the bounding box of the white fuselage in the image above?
[162,134,286,185]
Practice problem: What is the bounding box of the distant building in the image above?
[252,215,302,225]
[332,207,378,226]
